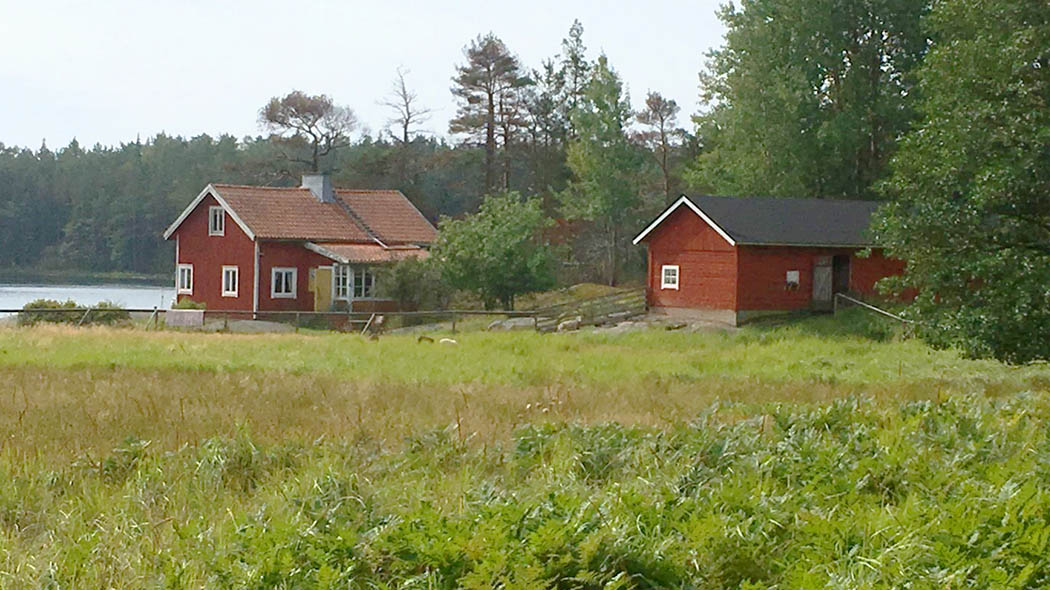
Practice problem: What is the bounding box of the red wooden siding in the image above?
[849,249,905,294]
[645,206,737,310]
[258,241,332,312]
[174,194,254,311]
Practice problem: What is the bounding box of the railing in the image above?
[833,293,912,324]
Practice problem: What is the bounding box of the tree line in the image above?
[1,1,1046,360]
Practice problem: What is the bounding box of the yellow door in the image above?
[311,266,333,311]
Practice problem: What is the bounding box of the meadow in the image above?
[1,311,1049,588]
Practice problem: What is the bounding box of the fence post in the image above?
[451,312,457,334]
[153,306,159,331]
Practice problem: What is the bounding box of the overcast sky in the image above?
[0,0,726,150]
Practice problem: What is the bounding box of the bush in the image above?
[17,299,79,326]
[18,299,131,327]
[172,298,206,310]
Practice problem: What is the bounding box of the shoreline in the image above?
[0,268,169,287]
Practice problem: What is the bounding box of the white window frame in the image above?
[661,265,679,290]
[209,206,225,236]
[333,264,351,301]
[221,265,239,297]
[270,267,297,299]
[786,270,800,287]
[177,263,193,295]
[353,266,376,299]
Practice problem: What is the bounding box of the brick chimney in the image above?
[301,173,335,203]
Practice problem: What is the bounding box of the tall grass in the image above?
[2,394,1050,588]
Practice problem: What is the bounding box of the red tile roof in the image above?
[336,190,438,245]
[309,242,430,264]
[199,184,436,244]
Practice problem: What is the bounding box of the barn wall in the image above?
[644,206,737,311]
[174,194,254,311]
[849,249,905,295]
[258,241,332,312]
[736,246,904,311]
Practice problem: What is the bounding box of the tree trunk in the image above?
[485,91,496,193]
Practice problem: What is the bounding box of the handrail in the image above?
[834,293,912,324]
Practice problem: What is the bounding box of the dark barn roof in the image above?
[634,195,881,247]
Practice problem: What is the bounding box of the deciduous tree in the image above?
[259,90,358,173]
[434,192,556,310]
[689,0,928,199]
[874,0,1050,363]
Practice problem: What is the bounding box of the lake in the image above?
[0,283,175,313]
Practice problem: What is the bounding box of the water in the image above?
[0,283,175,313]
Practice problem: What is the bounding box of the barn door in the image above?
[812,257,833,310]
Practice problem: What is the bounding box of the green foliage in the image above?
[434,192,557,310]
[874,0,1050,363]
[172,297,206,310]
[17,298,131,326]
[689,0,928,199]
[374,258,451,311]
[560,55,653,285]
[6,394,1050,587]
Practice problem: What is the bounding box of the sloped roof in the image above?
[163,183,437,244]
[633,195,880,247]
[336,190,437,245]
[306,242,430,264]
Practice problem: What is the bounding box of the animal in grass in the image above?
[439,338,458,345]
[418,335,435,343]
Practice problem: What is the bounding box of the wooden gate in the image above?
[812,256,833,310]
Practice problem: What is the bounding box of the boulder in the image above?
[557,317,582,332]
[487,317,537,331]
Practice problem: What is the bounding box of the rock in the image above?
[487,317,536,331]
[557,317,582,332]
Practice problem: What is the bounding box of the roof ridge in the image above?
[212,183,309,191]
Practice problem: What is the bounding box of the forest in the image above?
[1,0,1047,360]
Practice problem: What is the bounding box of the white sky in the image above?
[0,0,726,149]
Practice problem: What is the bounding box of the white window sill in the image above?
[177,289,193,295]
[221,292,238,298]
[271,293,297,299]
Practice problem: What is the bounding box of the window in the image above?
[221,265,239,297]
[333,265,351,301]
[271,267,297,299]
[209,206,225,236]
[661,265,679,290]
[786,270,800,290]
[177,264,193,294]
[333,265,376,300]
[353,267,375,298]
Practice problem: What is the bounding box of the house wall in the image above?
[850,249,906,295]
[258,241,332,312]
[645,206,738,312]
[174,194,254,311]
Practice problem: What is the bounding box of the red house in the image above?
[633,195,903,325]
[162,174,436,314]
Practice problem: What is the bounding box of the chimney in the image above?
[301,173,335,203]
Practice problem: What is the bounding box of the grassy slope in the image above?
[2,313,1050,588]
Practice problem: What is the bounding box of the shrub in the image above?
[172,298,206,310]
[18,299,131,327]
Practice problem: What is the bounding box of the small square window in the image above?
[222,265,239,297]
[177,264,193,294]
[209,206,225,236]
[786,270,800,286]
[661,265,679,290]
[271,267,297,299]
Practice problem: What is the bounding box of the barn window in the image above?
[271,267,297,299]
[177,264,193,294]
[661,265,679,290]
[209,206,225,236]
[786,270,800,289]
[221,265,239,297]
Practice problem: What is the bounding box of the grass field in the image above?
[2,311,1050,588]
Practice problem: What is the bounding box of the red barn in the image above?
[162,174,436,314]
[633,195,903,325]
